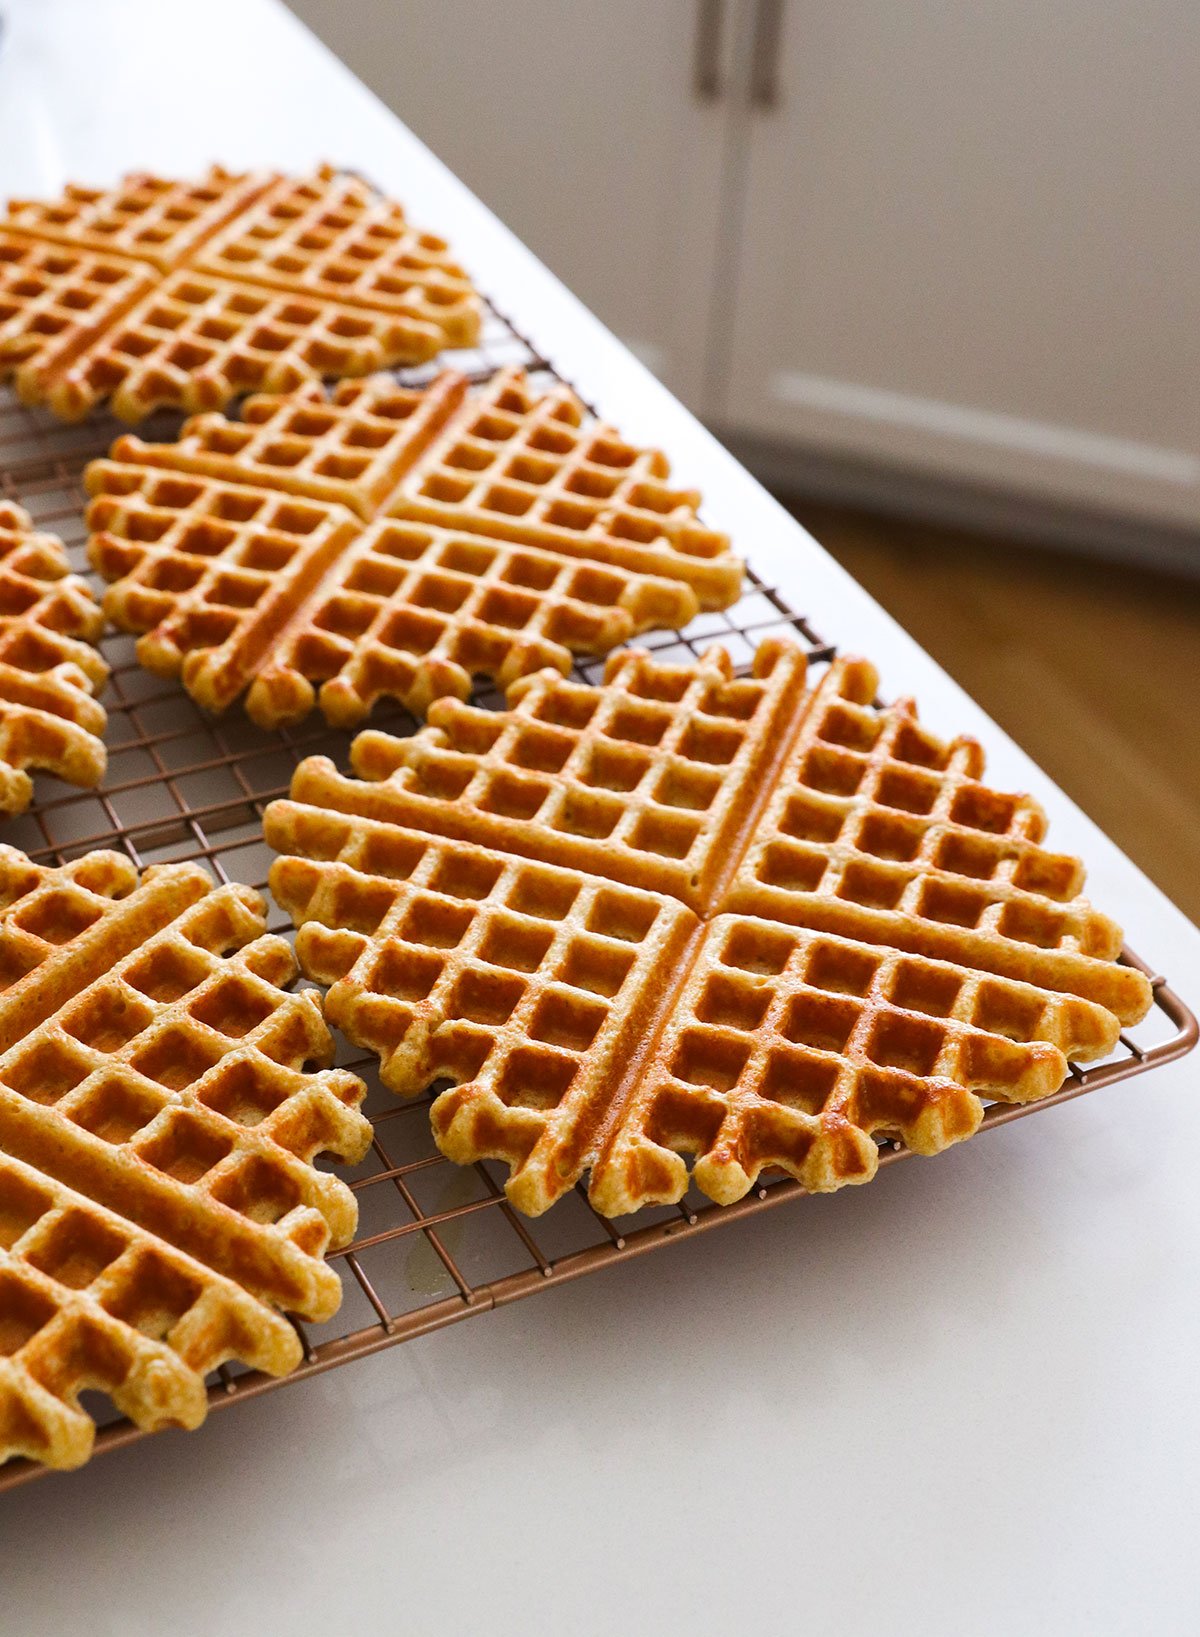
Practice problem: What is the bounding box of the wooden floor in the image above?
[784,499,1200,925]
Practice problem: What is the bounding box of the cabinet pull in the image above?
[693,0,723,100]
[748,0,785,107]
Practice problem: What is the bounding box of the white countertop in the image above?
[2,3,1198,1632]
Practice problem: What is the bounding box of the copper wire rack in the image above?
[0,298,1195,1494]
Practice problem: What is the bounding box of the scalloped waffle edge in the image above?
[0,502,107,813]
[0,848,371,1469]
[1,164,483,423]
[267,637,1151,1220]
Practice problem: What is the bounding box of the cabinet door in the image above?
[289,0,733,410]
[719,0,1200,526]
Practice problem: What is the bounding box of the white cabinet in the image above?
[290,0,1200,534]
[721,0,1200,529]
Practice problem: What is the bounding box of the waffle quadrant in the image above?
[0,502,108,813]
[83,366,741,728]
[0,847,372,1470]
[267,815,696,1215]
[1,164,482,423]
[267,637,1151,1220]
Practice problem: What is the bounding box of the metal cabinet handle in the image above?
[693,0,724,100]
[748,0,785,107]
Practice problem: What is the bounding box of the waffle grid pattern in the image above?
[82,364,739,728]
[267,813,696,1215]
[392,369,741,604]
[0,501,108,812]
[0,233,155,379]
[0,852,372,1467]
[3,170,273,272]
[589,914,1122,1216]
[316,639,809,908]
[194,170,480,343]
[272,631,1152,1217]
[0,165,483,424]
[0,287,1191,1490]
[106,372,470,518]
[726,656,1149,1021]
[0,1148,301,1469]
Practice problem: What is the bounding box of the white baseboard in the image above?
[724,426,1200,580]
[770,371,1200,488]
[736,371,1200,538]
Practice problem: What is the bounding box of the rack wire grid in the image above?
[0,296,1195,1493]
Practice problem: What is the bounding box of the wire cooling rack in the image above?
[0,299,1195,1493]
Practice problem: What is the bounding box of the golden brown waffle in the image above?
[387,368,742,607]
[588,913,1121,1214]
[0,502,108,813]
[722,656,1152,1023]
[104,372,463,518]
[0,1150,299,1469]
[98,368,742,601]
[85,458,698,727]
[266,806,695,1214]
[1,165,482,423]
[25,270,452,425]
[289,639,810,910]
[82,367,733,726]
[193,168,480,346]
[0,232,155,380]
[86,465,362,716]
[0,848,372,1468]
[268,636,1152,1217]
[246,518,698,729]
[3,168,271,273]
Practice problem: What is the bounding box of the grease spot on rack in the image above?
[406,1168,482,1294]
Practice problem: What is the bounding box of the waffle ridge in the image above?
[0,850,371,1469]
[0,502,108,813]
[266,809,695,1214]
[722,656,1151,1023]
[268,636,1152,1217]
[588,912,1120,1214]
[83,368,730,727]
[192,168,481,344]
[91,366,742,596]
[294,638,810,910]
[386,368,743,606]
[1,165,483,423]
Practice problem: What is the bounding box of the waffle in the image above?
[722,656,1153,1024]
[98,367,743,603]
[85,460,698,729]
[266,806,695,1214]
[104,372,469,519]
[288,639,811,909]
[0,502,108,813]
[0,848,372,1468]
[82,367,733,726]
[0,232,154,382]
[1,165,482,423]
[387,368,743,608]
[268,635,1152,1216]
[0,1150,299,1469]
[587,913,1121,1214]
[27,269,456,425]
[246,518,699,729]
[3,169,271,273]
[192,167,480,346]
